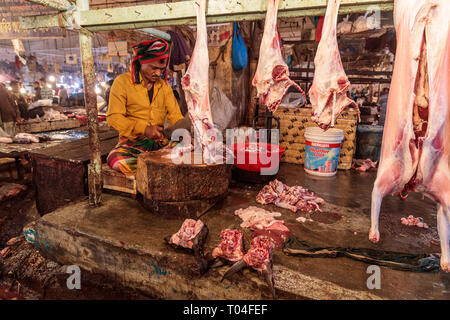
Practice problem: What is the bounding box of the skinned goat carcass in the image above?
[309,0,358,130]
[252,0,306,113]
[181,0,218,164]
[369,0,450,272]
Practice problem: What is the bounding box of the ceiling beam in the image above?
[19,12,72,29]
[20,0,394,31]
[27,0,75,11]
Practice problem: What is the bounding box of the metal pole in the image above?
[139,28,171,42]
[77,0,102,206]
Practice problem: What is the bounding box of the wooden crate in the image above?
[273,107,358,170]
[102,164,137,197]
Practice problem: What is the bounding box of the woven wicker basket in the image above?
[273,107,358,170]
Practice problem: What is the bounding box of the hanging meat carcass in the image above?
[252,0,306,113]
[309,0,358,130]
[181,0,218,164]
[369,0,450,272]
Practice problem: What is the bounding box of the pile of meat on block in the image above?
[256,179,324,213]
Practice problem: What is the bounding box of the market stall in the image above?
[0,0,448,303]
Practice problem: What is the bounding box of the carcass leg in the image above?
[437,204,450,272]
[369,162,402,243]
[369,184,383,243]
[221,259,247,282]
[424,162,450,272]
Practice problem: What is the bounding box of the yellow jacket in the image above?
[107,72,183,140]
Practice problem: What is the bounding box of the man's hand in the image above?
[16,117,24,124]
[144,125,164,140]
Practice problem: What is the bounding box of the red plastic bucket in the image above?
[231,142,285,172]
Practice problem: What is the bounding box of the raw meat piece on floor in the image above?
[400,215,429,229]
[168,219,206,250]
[251,220,291,248]
[353,158,378,172]
[256,179,324,213]
[234,206,290,247]
[235,206,282,228]
[0,183,27,203]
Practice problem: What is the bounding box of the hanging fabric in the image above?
[231,22,248,71]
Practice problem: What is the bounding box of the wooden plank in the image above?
[16,119,82,133]
[102,164,137,195]
[0,140,66,158]
[20,0,394,30]
[30,131,118,163]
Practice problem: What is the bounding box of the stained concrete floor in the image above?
[18,163,450,299]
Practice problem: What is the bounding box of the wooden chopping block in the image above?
[136,149,232,219]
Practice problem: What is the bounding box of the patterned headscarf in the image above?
[131,39,170,84]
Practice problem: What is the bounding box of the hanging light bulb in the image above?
[49,75,56,82]
[20,88,26,94]
[95,86,101,94]
[101,82,106,88]
[7,86,12,91]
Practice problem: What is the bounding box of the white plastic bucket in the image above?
[304,127,344,177]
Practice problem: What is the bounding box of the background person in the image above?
[0,83,22,136]
[39,78,53,100]
[378,87,389,126]
[58,85,69,107]
[32,81,41,102]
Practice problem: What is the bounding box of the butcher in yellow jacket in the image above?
[107,39,184,175]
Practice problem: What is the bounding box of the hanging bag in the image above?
[232,22,248,71]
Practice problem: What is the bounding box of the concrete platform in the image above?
[26,164,450,300]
